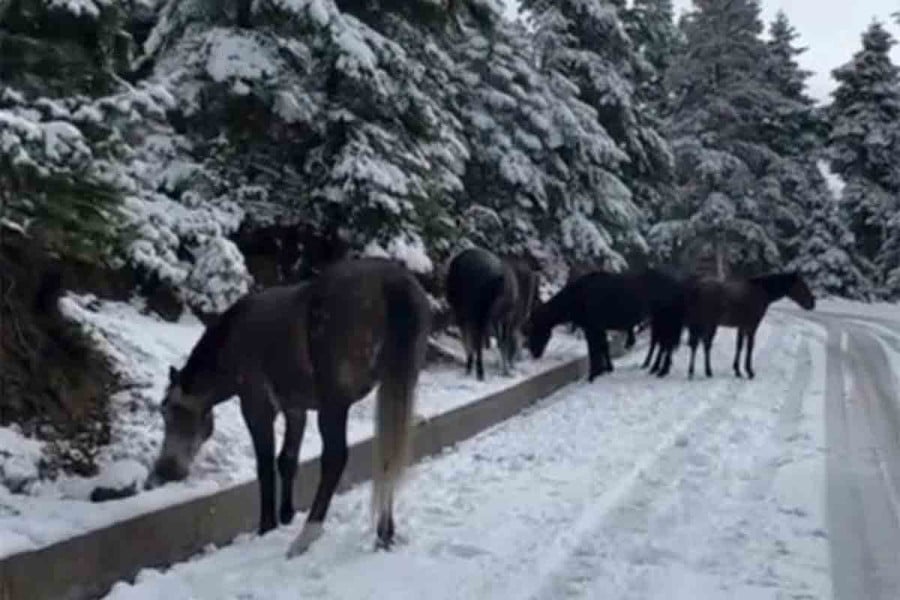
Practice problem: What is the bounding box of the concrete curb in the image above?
[0,355,588,600]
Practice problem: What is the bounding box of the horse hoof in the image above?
[280,507,296,525]
[286,522,324,558]
[259,520,277,536]
[748,372,755,380]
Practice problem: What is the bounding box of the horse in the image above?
[527,268,685,381]
[565,260,636,348]
[640,272,695,375]
[503,256,541,360]
[685,271,815,379]
[144,258,432,558]
[445,247,520,380]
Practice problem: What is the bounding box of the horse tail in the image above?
[372,275,430,531]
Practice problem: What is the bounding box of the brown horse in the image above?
[145,258,431,557]
[685,272,815,379]
[503,256,541,360]
[446,247,520,379]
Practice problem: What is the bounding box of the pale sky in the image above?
[504,1,900,104]
[672,0,900,103]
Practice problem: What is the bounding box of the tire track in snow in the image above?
[525,315,824,599]
[827,324,900,600]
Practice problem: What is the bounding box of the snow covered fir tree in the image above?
[1,0,900,486]
[826,20,900,299]
[649,0,782,278]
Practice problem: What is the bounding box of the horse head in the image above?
[526,304,553,358]
[145,365,217,489]
[787,273,815,311]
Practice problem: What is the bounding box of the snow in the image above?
[0,428,44,494]
[101,312,835,599]
[363,233,434,274]
[0,295,584,559]
[205,31,279,86]
[811,298,900,321]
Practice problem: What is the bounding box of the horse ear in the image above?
[168,366,180,384]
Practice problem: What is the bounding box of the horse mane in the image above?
[747,272,798,301]
[180,297,249,392]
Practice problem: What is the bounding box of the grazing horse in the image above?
[527,269,685,381]
[566,260,636,348]
[145,258,431,557]
[446,247,519,380]
[685,271,815,379]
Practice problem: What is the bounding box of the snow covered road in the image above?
[104,304,900,600]
[800,307,900,600]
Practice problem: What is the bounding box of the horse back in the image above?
[719,279,769,327]
[446,247,513,326]
[308,258,430,401]
[570,272,647,329]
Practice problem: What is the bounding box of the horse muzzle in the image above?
[144,458,188,490]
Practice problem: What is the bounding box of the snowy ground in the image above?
[0,295,586,559]
[103,308,863,600]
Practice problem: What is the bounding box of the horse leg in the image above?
[642,336,657,370]
[745,327,757,379]
[462,325,474,376]
[688,328,699,379]
[703,328,716,378]
[286,404,349,558]
[239,388,277,535]
[278,408,307,525]
[474,327,486,381]
[657,346,673,378]
[733,329,745,378]
[585,328,604,382]
[652,341,668,377]
[600,330,613,373]
[626,328,635,349]
[650,335,665,374]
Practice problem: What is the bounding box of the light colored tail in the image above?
[372,362,417,526]
[372,280,429,529]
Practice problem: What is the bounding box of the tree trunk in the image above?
[715,240,726,280]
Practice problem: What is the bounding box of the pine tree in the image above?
[755,12,835,265]
[787,163,877,299]
[622,0,681,110]
[0,0,128,263]
[827,21,900,278]
[522,0,674,261]
[651,0,780,277]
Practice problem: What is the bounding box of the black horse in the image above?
[145,258,432,557]
[641,272,694,375]
[527,268,685,381]
[566,261,637,348]
[685,272,815,379]
[446,247,520,380]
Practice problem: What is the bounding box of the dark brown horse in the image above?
[145,258,431,557]
[685,271,815,379]
[565,260,638,349]
[504,256,541,360]
[527,269,686,381]
[445,247,520,380]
